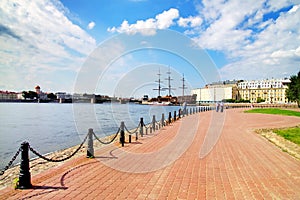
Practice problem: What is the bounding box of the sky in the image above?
[0,0,299,97]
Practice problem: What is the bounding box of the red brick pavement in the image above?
[1,109,300,199]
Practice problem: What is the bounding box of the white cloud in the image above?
[88,21,96,30]
[155,8,179,29]
[0,0,97,92]
[107,8,179,35]
[106,0,299,81]
[191,0,300,80]
[178,16,202,27]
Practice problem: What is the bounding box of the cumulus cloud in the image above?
[0,0,97,91]
[87,21,96,30]
[106,1,299,80]
[107,8,179,35]
[192,0,300,80]
[178,16,202,28]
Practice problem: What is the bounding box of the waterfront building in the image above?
[177,94,197,104]
[0,90,19,100]
[192,78,291,104]
[55,92,72,100]
[191,80,239,103]
[35,85,41,94]
[35,85,48,100]
[237,78,290,103]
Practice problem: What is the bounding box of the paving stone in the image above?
[1,109,300,199]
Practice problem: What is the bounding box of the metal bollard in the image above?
[129,135,131,143]
[87,128,94,158]
[139,118,143,138]
[168,112,172,124]
[120,121,125,147]
[18,142,32,189]
[161,113,165,127]
[152,115,156,131]
[174,111,176,121]
[178,109,181,118]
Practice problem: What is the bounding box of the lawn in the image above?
[273,127,300,145]
[245,108,300,117]
[245,108,300,145]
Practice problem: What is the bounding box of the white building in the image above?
[55,92,72,99]
[192,81,238,103]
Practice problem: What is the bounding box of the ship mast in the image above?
[179,73,187,97]
[153,68,163,97]
[164,66,175,96]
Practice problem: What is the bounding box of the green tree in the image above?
[286,71,300,108]
[256,97,265,103]
[47,93,57,100]
[22,91,38,99]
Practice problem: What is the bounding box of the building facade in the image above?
[0,91,19,100]
[191,80,239,103]
[237,78,290,103]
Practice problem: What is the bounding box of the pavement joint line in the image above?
[1,109,300,199]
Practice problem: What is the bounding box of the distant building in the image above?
[177,94,197,104]
[35,85,48,100]
[191,80,240,103]
[0,91,19,101]
[237,78,290,103]
[35,85,41,94]
[55,92,72,100]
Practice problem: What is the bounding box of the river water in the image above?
[0,102,185,169]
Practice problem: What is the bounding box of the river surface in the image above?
[0,102,186,169]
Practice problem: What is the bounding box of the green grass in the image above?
[245,108,300,117]
[274,127,300,145]
[245,108,300,145]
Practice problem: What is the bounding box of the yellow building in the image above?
[237,79,290,103]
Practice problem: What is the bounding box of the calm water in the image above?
[0,102,183,169]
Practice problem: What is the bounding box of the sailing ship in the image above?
[142,68,186,106]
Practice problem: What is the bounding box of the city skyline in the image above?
[0,0,299,97]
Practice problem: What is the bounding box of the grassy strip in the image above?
[273,126,300,145]
[245,108,300,117]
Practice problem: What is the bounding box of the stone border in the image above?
[256,126,300,160]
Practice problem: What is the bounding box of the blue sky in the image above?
[0,0,299,97]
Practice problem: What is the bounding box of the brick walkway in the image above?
[1,109,300,199]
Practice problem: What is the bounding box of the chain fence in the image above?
[0,147,21,176]
[124,123,140,135]
[0,105,208,176]
[93,128,120,144]
[143,122,152,130]
[29,133,89,162]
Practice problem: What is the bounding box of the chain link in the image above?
[93,128,120,145]
[143,122,152,130]
[155,121,161,126]
[124,122,140,135]
[0,147,21,176]
[29,133,88,162]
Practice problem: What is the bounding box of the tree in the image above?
[256,97,265,103]
[47,93,57,100]
[22,91,38,100]
[286,71,300,108]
